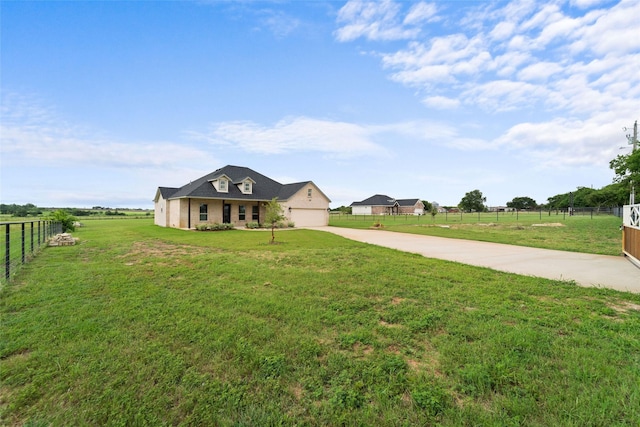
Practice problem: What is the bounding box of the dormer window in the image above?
[210,175,231,193]
[237,177,255,194]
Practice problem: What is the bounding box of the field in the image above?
[330,212,624,256]
[2,219,640,425]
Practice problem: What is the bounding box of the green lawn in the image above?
[2,219,639,426]
[330,212,624,255]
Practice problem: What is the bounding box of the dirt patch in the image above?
[117,240,211,264]
[379,320,402,328]
[607,300,640,314]
[391,297,406,305]
[531,223,565,227]
[290,384,304,401]
[353,342,374,356]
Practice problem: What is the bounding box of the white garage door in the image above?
[290,209,327,227]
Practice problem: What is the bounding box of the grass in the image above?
[330,212,624,256]
[2,219,640,425]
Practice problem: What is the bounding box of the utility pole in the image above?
[625,120,638,204]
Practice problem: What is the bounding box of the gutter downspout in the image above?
[188,199,191,229]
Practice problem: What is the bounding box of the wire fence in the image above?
[330,207,622,224]
[1,220,62,284]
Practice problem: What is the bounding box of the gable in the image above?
[279,181,331,203]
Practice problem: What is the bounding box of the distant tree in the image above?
[610,149,640,203]
[333,205,352,214]
[586,183,628,210]
[1,203,42,217]
[459,190,487,212]
[422,200,433,213]
[547,187,598,210]
[265,197,285,244]
[506,196,538,210]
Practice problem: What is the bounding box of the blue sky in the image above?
[2,0,639,209]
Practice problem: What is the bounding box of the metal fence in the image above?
[1,220,62,283]
[331,207,622,223]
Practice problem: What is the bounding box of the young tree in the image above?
[265,197,285,244]
[458,189,487,212]
[430,206,438,221]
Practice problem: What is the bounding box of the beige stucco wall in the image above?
[189,199,265,228]
[154,196,169,227]
[167,199,187,228]
[352,205,372,215]
[280,183,330,227]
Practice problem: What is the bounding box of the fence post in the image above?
[21,223,26,264]
[38,221,41,247]
[4,224,9,281]
[30,222,34,254]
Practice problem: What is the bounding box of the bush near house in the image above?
[195,223,235,231]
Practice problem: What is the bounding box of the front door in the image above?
[223,204,231,224]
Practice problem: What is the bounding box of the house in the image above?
[350,194,425,215]
[154,165,331,229]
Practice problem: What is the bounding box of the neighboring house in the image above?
[154,165,331,229]
[350,194,425,215]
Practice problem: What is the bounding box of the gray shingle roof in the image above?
[159,165,307,202]
[351,195,422,207]
[397,199,421,207]
[350,194,396,207]
[158,187,179,199]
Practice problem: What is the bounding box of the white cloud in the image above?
[493,113,626,168]
[189,116,390,158]
[335,0,419,42]
[259,10,301,38]
[403,2,437,25]
[463,80,548,112]
[422,96,460,109]
[517,61,564,81]
[0,93,218,169]
[570,0,640,55]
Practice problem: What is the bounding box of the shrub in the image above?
[245,222,261,229]
[287,221,295,228]
[195,223,235,231]
[46,209,76,233]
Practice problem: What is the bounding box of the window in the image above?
[252,205,259,221]
[239,205,246,221]
[244,182,251,193]
[219,179,227,192]
[199,204,208,221]
[307,188,312,198]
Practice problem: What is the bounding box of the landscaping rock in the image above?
[49,233,79,246]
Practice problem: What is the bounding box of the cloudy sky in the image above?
[2,0,638,209]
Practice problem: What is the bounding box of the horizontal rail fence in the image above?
[2,220,62,283]
[331,207,622,223]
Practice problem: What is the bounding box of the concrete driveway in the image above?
[314,226,640,294]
